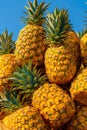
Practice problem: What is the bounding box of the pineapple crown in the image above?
[77,10,87,39]
[8,62,47,100]
[45,8,72,45]
[77,29,87,39]
[0,90,25,114]
[21,0,50,25]
[0,29,15,55]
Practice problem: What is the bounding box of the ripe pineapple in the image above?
[15,0,49,66]
[32,83,75,130]
[70,67,87,106]
[0,89,48,130]
[9,62,47,103]
[66,106,87,130]
[3,106,48,130]
[44,8,80,84]
[0,30,19,92]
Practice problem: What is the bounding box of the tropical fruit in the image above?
[67,106,87,130]
[70,67,87,106]
[15,0,49,66]
[0,88,48,130]
[3,106,48,130]
[0,30,19,92]
[44,8,80,84]
[32,83,75,130]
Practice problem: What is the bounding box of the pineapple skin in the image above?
[3,106,48,130]
[32,83,75,129]
[15,24,46,65]
[45,46,77,84]
[65,31,81,70]
[67,106,87,130]
[80,33,87,67]
[0,54,19,91]
[45,31,81,85]
[70,68,87,106]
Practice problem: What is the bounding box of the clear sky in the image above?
[0,0,87,40]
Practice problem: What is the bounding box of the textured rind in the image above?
[15,25,46,65]
[45,46,77,84]
[32,83,75,129]
[3,106,48,130]
[65,31,81,70]
[66,106,87,130]
[45,31,81,84]
[0,54,19,91]
[70,68,87,105]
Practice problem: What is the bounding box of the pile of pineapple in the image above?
[0,0,87,130]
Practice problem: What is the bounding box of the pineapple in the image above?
[15,0,49,66]
[3,106,48,130]
[66,106,87,130]
[0,30,19,92]
[2,100,47,130]
[32,83,75,129]
[70,67,87,106]
[0,89,48,130]
[44,8,80,84]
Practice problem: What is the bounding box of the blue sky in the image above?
[0,0,87,40]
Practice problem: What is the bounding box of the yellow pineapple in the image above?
[0,30,19,92]
[44,8,80,84]
[0,86,48,129]
[70,67,87,106]
[3,106,48,130]
[15,0,49,65]
[67,106,87,130]
[32,83,75,130]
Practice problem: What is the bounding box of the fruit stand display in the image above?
[0,0,87,130]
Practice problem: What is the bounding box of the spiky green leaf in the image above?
[21,0,50,25]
